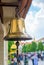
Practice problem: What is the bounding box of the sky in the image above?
[25,0,44,40]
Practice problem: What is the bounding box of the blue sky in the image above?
[25,0,44,40]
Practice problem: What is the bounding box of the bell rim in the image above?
[4,36,32,41]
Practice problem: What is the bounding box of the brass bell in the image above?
[4,18,32,41]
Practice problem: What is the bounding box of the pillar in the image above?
[0,21,4,65]
[3,23,8,65]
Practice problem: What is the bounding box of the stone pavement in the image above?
[21,60,44,65]
[38,60,44,65]
[28,60,44,65]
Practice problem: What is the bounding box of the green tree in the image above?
[8,41,14,53]
[26,44,31,52]
[43,45,44,51]
[37,41,43,51]
[22,42,37,53]
[22,44,27,53]
[31,41,37,52]
[22,44,33,53]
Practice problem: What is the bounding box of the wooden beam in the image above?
[0,2,18,23]
[18,0,32,18]
[22,0,32,18]
[0,2,18,7]
[0,0,3,23]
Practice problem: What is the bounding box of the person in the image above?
[8,56,11,65]
[8,60,11,65]
[24,54,28,65]
[11,59,14,65]
[34,53,38,65]
[13,57,17,65]
[31,53,38,65]
[19,54,24,65]
[31,54,35,65]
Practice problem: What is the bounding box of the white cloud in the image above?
[36,8,44,18]
[25,11,34,32]
[33,0,44,3]
[25,0,44,40]
[29,20,39,33]
[25,11,34,22]
[32,0,44,9]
